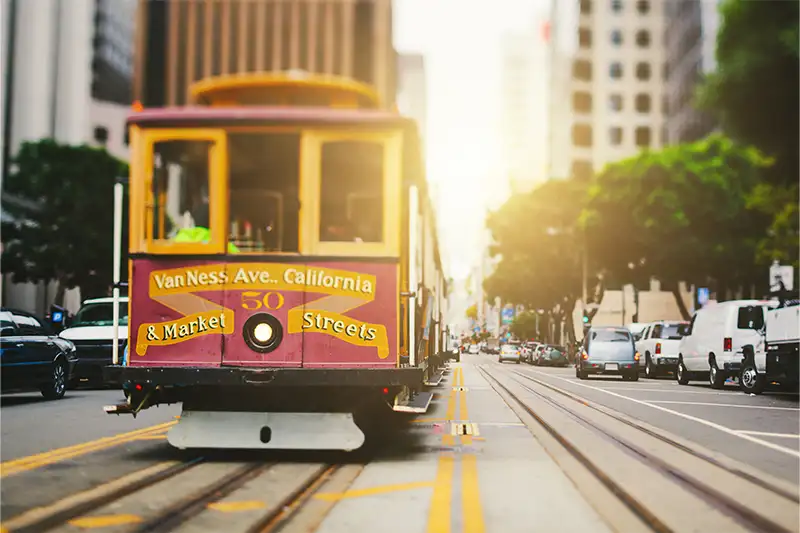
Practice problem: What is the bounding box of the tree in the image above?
[509,311,540,341]
[584,134,773,317]
[2,140,129,304]
[697,0,798,186]
[484,178,604,344]
[465,304,478,321]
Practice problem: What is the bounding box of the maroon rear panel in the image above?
[129,258,398,369]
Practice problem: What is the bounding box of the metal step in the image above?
[392,391,433,414]
[424,370,445,387]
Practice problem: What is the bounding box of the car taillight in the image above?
[655,343,661,355]
[582,351,589,360]
[634,352,640,361]
[723,337,732,352]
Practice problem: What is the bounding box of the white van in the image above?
[677,300,776,388]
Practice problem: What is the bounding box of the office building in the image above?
[663,0,721,144]
[568,0,666,179]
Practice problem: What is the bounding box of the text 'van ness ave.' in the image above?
[151,266,375,296]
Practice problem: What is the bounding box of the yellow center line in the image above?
[315,481,434,501]
[0,422,175,478]
[69,514,142,528]
[208,501,267,512]
[426,455,454,533]
[462,454,485,533]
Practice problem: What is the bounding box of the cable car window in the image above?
[319,141,384,243]
[149,140,212,243]
[228,133,300,252]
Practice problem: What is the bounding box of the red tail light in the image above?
[634,352,640,361]
[723,337,732,352]
[382,387,390,395]
[582,351,589,360]
[655,343,661,355]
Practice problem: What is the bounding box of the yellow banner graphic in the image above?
[136,263,390,358]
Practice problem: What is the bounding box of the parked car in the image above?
[537,345,570,367]
[740,302,799,394]
[0,308,78,399]
[498,344,521,364]
[677,300,776,389]
[59,297,128,386]
[636,321,690,378]
[468,344,480,354]
[576,327,640,381]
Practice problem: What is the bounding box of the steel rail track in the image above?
[511,368,800,504]
[477,366,673,533]
[482,365,797,533]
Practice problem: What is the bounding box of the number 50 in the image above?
[241,291,285,310]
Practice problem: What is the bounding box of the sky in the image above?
[393,0,551,280]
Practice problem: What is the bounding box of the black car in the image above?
[0,308,78,399]
[576,327,639,381]
[538,345,570,367]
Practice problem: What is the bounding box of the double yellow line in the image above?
[427,365,485,533]
[0,421,176,478]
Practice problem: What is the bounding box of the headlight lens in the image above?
[243,313,283,353]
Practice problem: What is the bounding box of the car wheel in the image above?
[676,358,690,385]
[41,359,68,400]
[709,360,726,389]
[739,360,765,395]
[645,357,656,379]
[628,371,639,382]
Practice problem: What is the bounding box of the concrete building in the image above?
[663,0,721,144]
[396,53,427,147]
[569,0,666,180]
[547,0,579,180]
[501,24,549,195]
[1,0,135,315]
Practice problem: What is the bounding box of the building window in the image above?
[611,29,623,46]
[612,0,623,13]
[636,30,650,48]
[580,0,591,15]
[573,92,593,113]
[573,60,592,81]
[572,160,594,180]
[610,62,623,79]
[609,94,623,111]
[635,127,651,147]
[635,62,651,80]
[636,0,650,14]
[93,126,109,145]
[572,124,593,148]
[610,127,623,146]
[635,93,651,113]
[579,27,592,48]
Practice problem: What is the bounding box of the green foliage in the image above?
[585,134,773,298]
[2,140,129,301]
[697,0,798,184]
[509,311,539,341]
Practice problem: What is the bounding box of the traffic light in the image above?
[582,309,590,324]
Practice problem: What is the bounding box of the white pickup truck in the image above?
[739,302,799,394]
[635,321,690,378]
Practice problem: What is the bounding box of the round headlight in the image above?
[242,313,283,353]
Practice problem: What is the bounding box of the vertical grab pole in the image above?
[408,185,419,368]
[112,181,123,365]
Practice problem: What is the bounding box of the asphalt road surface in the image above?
[0,355,797,533]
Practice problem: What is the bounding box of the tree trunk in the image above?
[54,279,66,308]
[563,298,577,344]
[587,276,606,321]
[671,284,691,320]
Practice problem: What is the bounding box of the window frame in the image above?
[132,128,228,255]
[300,129,403,257]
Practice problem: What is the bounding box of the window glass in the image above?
[319,141,384,243]
[609,94,623,111]
[579,27,592,48]
[71,303,129,327]
[0,311,17,336]
[610,127,623,145]
[572,124,593,147]
[573,91,592,113]
[636,0,650,13]
[610,62,623,79]
[737,306,765,330]
[635,62,651,80]
[149,140,212,242]
[611,29,623,46]
[635,126,652,147]
[591,329,631,342]
[11,313,45,336]
[636,30,651,47]
[612,0,622,12]
[635,93,652,113]
[660,323,690,339]
[573,60,592,81]
[229,133,300,252]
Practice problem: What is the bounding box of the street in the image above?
[1,354,798,532]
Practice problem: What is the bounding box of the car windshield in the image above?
[591,329,631,342]
[70,303,129,327]
[501,345,517,353]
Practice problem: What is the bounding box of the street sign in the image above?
[697,287,710,307]
[501,306,514,325]
[770,262,794,291]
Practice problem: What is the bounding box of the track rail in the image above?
[479,365,799,533]
[3,458,352,533]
